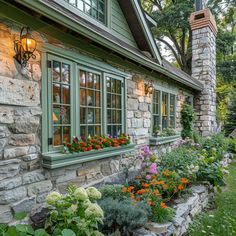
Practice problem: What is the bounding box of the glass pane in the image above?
[80,71,86,87]
[95,108,100,123]
[62,63,70,83]
[53,106,60,124]
[94,75,100,89]
[170,117,175,128]
[63,126,70,143]
[69,0,76,6]
[53,126,62,146]
[85,0,91,4]
[95,92,100,107]
[92,9,98,18]
[107,94,111,108]
[112,126,117,137]
[80,89,86,106]
[85,4,91,14]
[107,109,111,124]
[62,85,70,104]
[111,79,116,93]
[116,110,121,123]
[116,80,121,93]
[61,106,70,124]
[117,126,122,136]
[95,126,101,135]
[87,108,94,124]
[112,111,116,123]
[153,116,160,127]
[88,126,94,136]
[92,0,98,8]
[116,95,121,108]
[162,117,168,129]
[53,61,60,82]
[53,84,61,103]
[77,0,84,10]
[98,12,105,23]
[87,72,93,88]
[87,90,94,106]
[107,125,112,136]
[80,126,86,138]
[106,77,111,92]
[80,107,86,124]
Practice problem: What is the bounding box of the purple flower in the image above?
[141,145,152,156]
[149,163,157,174]
[146,175,151,180]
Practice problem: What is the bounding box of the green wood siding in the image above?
[110,0,137,47]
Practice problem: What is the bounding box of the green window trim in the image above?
[152,89,177,135]
[55,0,109,27]
[149,134,181,146]
[42,144,135,169]
[41,45,129,155]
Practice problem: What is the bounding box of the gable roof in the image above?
[9,0,203,91]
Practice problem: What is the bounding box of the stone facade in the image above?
[190,9,217,136]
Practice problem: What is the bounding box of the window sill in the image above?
[42,144,135,169]
[149,134,181,146]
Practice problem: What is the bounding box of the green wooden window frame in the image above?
[64,0,107,25]
[152,89,176,134]
[45,54,126,153]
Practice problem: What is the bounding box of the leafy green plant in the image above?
[99,185,130,201]
[228,138,236,153]
[180,103,195,139]
[45,186,104,236]
[99,197,150,235]
[151,204,175,223]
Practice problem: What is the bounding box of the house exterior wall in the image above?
[0,17,191,223]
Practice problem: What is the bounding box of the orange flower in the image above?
[128,186,135,192]
[153,190,160,196]
[160,201,168,209]
[162,169,171,176]
[137,189,146,194]
[135,176,141,179]
[180,178,189,184]
[142,183,150,188]
[153,180,165,185]
[136,197,141,201]
[178,184,184,190]
[163,184,168,189]
[122,187,127,192]
[130,193,135,199]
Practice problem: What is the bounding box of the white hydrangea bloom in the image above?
[86,187,102,200]
[46,191,62,205]
[85,203,104,218]
[74,187,88,201]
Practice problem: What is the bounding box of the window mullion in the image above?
[103,73,107,135]
[74,65,80,137]
[159,91,162,131]
[167,93,170,128]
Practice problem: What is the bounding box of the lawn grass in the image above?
[188,160,236,236]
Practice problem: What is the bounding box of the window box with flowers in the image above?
[42,134,135,169]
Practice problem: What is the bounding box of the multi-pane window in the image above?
[65,0,106,24]
[152,90,160,131]
[106,77,122,137]
[80,70,101,137]
[162,92,168,129]
[47,55,125,151]
[52,61,71,147]
[152,89,176,134]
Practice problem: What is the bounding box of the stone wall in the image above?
[0,17,191,224]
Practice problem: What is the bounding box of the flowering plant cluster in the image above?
[64,134,131,153]
[45,185,104,236]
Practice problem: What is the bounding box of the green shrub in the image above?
[151,205,175,223]
[99,197,150,235]
[180,103,195,139]
[99,184,130,201]
[159,147,199,179]
[228,138,236,153]
[196,162,225,187]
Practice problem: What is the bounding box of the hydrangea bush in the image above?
[45,185,104,236]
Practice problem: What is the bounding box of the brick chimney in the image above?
[190,8,217,136]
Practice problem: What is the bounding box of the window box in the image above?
[42,144,135,169]
[149,134,181,146]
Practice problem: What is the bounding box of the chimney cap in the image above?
[189,8,217,36]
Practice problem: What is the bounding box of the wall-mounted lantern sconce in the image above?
[14,27,37,67]
[145,80,154,95]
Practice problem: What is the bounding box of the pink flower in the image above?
[149,163,157,174]
[146,175,151,180]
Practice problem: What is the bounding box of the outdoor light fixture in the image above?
[14,27,37,67]
[145,80,154,95]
